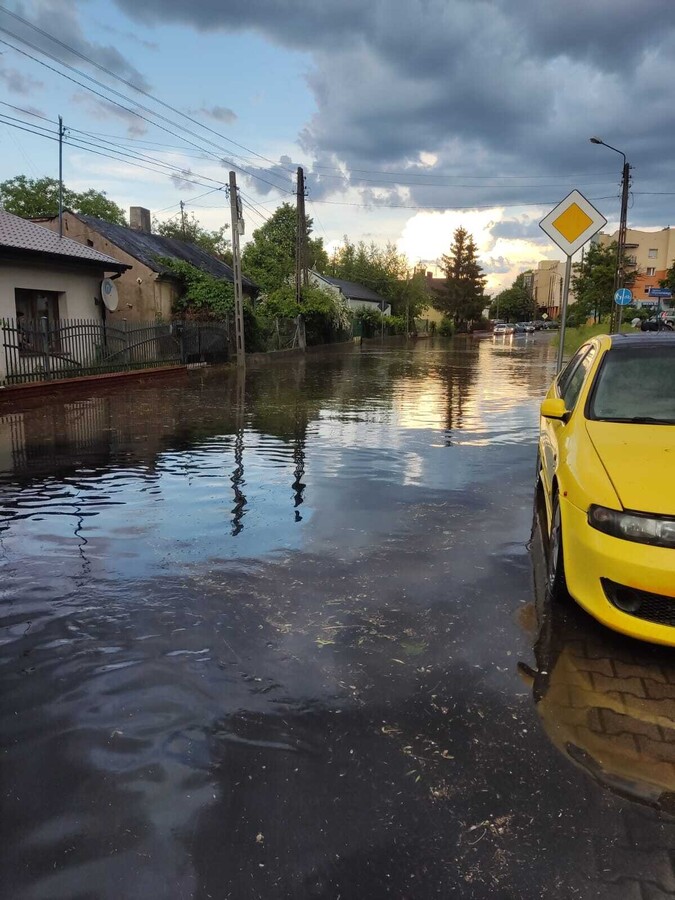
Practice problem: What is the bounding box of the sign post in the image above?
[648,287,672,329]
[614,287,633,332]
[539,190,607,374]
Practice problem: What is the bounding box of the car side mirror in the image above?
[540,398,568,421]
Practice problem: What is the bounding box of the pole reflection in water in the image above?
[524,503,675,813]
[230,370,247,536]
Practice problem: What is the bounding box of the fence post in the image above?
[41,317,51,380]
[295,315,306,351]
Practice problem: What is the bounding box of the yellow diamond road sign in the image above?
[539,190,607,257]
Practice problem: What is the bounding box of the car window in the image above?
[589,348,675,423]
[557,344,590,398]
[560,345,597,411]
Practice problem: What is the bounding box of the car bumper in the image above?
[561,496,675,645]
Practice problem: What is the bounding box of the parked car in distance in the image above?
[641,315,675,332]
[542,321,559,330]
[536,332,675,645]
[515,322,535,333]
[493,323,515,335]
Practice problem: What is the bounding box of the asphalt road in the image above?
[1,335,674,899]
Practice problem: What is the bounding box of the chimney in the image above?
[129,206,152,234]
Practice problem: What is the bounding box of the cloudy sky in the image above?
[0,0,674,292]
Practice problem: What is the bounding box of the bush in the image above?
[470,316,491,333]
[438,317,454,337]
[255,284,350,346]
[159,257,234,319]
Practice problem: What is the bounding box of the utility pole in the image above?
[296,166,308,304]
[180,200,186,240]
[614,160,631,332]
[58,115,64,238]
[229,171,245,366]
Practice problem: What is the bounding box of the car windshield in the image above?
[589,347,675,424]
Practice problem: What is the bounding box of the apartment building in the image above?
[596,226,675,305]
[524,260,573,318]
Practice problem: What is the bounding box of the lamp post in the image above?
[590,137,631,333]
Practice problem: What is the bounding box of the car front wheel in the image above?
[547,493,567,599]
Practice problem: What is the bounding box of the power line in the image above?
[310,194,621,211]
[0,4,294,174]
[0,29,293,195]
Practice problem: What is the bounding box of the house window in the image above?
[648,248,658,258]
[15,289,61,353]
[646,267,656,276]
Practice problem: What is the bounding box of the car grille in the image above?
[602,578,675,626]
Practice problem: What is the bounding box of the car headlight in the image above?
[588,505,675,549]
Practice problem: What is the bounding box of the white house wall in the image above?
[0,262,104,383]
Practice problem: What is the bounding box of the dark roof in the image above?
[609,332,675,349]
[75,214,257,291]
[320,275,390,306]
[0,209,128,271]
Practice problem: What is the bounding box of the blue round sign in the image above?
[614,288,633,306]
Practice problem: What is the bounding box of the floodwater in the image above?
[1,335,674,899]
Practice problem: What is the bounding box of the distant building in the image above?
[35,207,257,322]
[423,273,446,325]
[310,272,392,315]
[596,226,675,307]
[527,260,573,319]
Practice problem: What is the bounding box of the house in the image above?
[35,207,257,322]
[310,272,392,316]
[596,226,675,309]
[0,209,130,383]
[423,272,447,326]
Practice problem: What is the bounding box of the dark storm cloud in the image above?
[0,1,151,91]
[490,219,544,241]
[110,0,674,222]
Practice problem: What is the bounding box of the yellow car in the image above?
[536,332,675,645]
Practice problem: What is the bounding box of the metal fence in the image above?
[1,317,230,385]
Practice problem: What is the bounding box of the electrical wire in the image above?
[0,4,295,174]
[0,29,294,195]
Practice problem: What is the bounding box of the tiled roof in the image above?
[75,214,258,291]
[0,209,127,269]
[320,275,390,306]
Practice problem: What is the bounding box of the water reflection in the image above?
[1,336,576,897]
[526,507,675,812]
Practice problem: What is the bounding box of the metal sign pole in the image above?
[556,255,572,374]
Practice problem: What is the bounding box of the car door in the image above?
[540,343,597,510]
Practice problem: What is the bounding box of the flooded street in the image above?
[2,335,675,899]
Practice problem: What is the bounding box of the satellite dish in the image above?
[101,278,119,312]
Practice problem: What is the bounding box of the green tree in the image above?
[153,212,232,261]
[570,241,636,325]
[329,238,428,319]
[433,227,486,328]
[0,175,126,224]
[241,202,329,294]
[490,273,536,322]
[659,260,675,293]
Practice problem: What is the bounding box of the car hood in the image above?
[585,421,675,515]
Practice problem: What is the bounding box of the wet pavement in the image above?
[1,335,675,899]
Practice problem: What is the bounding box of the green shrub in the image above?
[159,257,235,319]
[438,317,454,337]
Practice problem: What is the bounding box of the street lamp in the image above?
[589,137,631,332]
